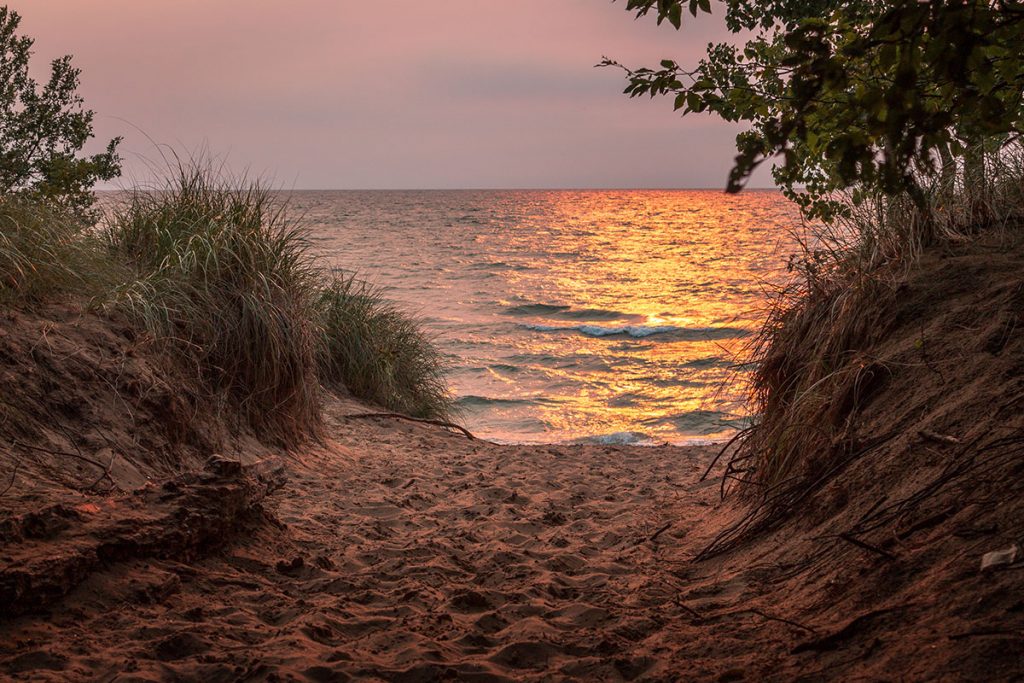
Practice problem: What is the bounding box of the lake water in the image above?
[288,190,802,445]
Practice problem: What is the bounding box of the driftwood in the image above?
[836,532,897,561]
[0,459,18,499]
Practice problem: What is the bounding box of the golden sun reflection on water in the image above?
[296,189,803,444]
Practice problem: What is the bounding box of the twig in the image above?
[791,605,909,653]
[649,522,673,543]
[836,532,897,561]
[13,440,115,491]
[84,449,118,490]
[0,458,19,498]
[742,608,817,634]
[673,597,704,622]
[919,430,961,445]
[694,431,899,561]
[949,629,1022,640]
[340,412,476,440]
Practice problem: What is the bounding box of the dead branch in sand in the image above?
[674,598,817,634]
[12,439,116,492]
[741,608,817,634]
[642,522,673,545]
[949,629,1023,640]
[836,532,897,561]
[340,412,476,440]
[846,432,1024,539]
[0,458,18,498]
[700,426,752,482]
[791,604,911,653]
[672,596,705,622]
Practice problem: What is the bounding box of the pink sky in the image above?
[17,1,772,189]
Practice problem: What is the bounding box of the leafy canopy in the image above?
[0,6,120,218]
[606,0,1024,218]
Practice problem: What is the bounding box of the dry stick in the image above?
[742,608,818,634]
[948,629,1022,641]
[836,532,897,561]
[919,429,961,445]
[13,440,115,491]
[649,522,673,543]
[675,600,816,634]
[673,597,704,622]
[695,432,898,561]
[0,459,19,498]
[84,450,118,491]
[341,412,476,440]
[852,434,1022,537]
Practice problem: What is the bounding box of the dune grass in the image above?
[734,142,1024,490]
[102,167,324,443]
[0,162,453,444]
[0,199,114,305]
[317,276,452,420]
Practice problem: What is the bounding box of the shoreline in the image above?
[484,434,730,448]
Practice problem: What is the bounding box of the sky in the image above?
[17,1,773,190]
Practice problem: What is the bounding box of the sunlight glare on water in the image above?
[289,190,802,445]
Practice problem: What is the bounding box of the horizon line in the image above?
[96,186,782,193]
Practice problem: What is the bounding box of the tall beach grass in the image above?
[0,199,114,305]
[103,167,324,443]
[734,142,1024,490]
[318,275,452,419]
[0,161,453,444]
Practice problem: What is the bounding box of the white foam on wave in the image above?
[570,431,658,445]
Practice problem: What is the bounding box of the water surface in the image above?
[289,190,801,444]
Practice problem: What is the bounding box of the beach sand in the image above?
[0,394,728,680]
[2,390,1022,680]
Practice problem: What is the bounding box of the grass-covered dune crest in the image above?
[1,162,454,447]
[703,145,1024,558]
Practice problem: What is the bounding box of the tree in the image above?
[0,6,120,218]
[605,0,1024,218]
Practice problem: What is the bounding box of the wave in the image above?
[557,308,641,321]
[570,431,657,446]
[503,303,571,315]
[456,395,561,407]
[642,410,750,434]
[502,303,640,321]
[523,323,750,340]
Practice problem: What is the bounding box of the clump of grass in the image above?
[735,142,1024,490]
[95,161,452,442]
[317,275,453,419]
[102,164,324,443]
[0,199,111,305]
[0,157,454,443]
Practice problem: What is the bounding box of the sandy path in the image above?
[5,395,1021,681]
[1,399,725,681]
